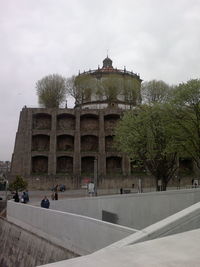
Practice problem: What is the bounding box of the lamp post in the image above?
[94,157,98,196]
[5,180,8,203]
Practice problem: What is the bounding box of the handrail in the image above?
[78,68,141,79]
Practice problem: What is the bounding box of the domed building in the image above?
[74,56,142,109]
[10,57,143,189]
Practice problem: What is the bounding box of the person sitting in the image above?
[21,191,28,203]
[20,192,26,203]
[41,196,50,209]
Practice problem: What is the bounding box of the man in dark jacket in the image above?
[41,196,50,209]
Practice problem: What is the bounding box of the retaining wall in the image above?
[0,217,77,267]
[50,188,200,229]
[0,200,6,214]
[7,201,136,256]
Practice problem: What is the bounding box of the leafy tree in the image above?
[101,77,120,103]
[141,80,171,104]
[36,74,67,108]
[67,75,94,105]
[9,175,28,193]
[69,73,141,108]
[169,79,200,170]
[123,78,141,106]
[115,105,178,190]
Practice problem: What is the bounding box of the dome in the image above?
[75,57,142,110]
[102,56,113,68]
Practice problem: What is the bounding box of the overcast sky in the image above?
[1,0,200,161]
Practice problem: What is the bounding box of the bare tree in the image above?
[141,80,171,104]
[66,75,82,105]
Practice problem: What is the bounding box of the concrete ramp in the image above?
[37,228,200,267]
[38,201,200,266]
[102,201,200,250]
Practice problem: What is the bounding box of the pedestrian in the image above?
[54,184,59,192]
[13,192,19,202]
[177,178,181,190]
[25,190,29,202]
[54,191,58,200]
[120,187,123,194]
[41,196,50,209]
[51,192,55,200]
[22,191,28,203]
[88,182,94,196]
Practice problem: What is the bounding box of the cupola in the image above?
[102,56,113,69]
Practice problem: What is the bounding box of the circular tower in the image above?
[74,57,142,109]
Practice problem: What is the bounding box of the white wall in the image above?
[7,201,135,256]
[101,201,200,250]
[51,189,200,229]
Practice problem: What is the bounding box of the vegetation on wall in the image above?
[36,74,67,108]
[101,77,120,102]
[123,77,141,105]
[66,75,82,105]
[66,73,141,105]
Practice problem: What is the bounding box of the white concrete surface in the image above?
[100,201,200,250]
[47,188,200,229]
[7,201,136,255]
[7,189,200,266]
[38,228,200,267]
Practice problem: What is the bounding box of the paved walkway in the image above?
[0,185,196,204]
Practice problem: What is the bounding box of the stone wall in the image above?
[0,217,78,267]
[10,107,131,188]
[0,200,6,216]
[7,201,136,256]
[11,107,196,189]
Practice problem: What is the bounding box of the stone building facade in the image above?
[11,57,144,189]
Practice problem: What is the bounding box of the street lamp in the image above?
[94,157,98,196]
[5,180,8,203]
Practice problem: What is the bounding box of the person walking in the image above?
[54,191,58,200]
[88,182,94,196]
[41,196,50,209]
[25,190,29,202]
